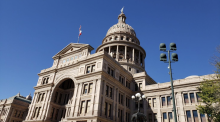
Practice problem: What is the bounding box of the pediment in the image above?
[52,43,94,59]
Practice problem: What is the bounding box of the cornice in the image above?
[142,82,201,94]
[75,71,103,81]
[38,52,105,76]
[34,83,53,90]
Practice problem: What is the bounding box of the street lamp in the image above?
[160,43,178,122]
[131,93,147,122]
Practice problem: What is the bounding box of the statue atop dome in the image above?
[121,7,124,13]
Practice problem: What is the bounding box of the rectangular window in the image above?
[118,109,120,118]
[193,110,199,122]
[190,93,195,103]
[109,87,112,98]
[149,113,152,122]
[111,69,114,77]
[84,84,88,94]
[186,110,192,122]
[167,96,171,106]
[200,114,206,122]
[162,97,166,106]
[163,113,167,122]
[148,98,152,107]
[121,95,123,105]
[105,102,108,116]
[106,85,109,97]
[120,110,123,122]
[119,93,121,103]
[168,112,173,122]
[184,94,189,103]
[38,94,41,102]
[139,83,143,90]
[154,113,157,122]
[85,100,91,113]
[108,67,110,74]
[91,65,95,72]
[135,83,138,91]
[196,93,201,102]
[80,101,85,114]
[108,103,111,117]
[88,83,93,94]
[153,98,157,108]
[86,66,91,73]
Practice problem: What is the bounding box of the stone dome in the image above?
[106,12,136,36]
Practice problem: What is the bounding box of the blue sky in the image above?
[0,0,219,99]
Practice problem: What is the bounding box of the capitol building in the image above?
[0,11,212,122]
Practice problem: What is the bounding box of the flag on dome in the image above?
[79,25,82,36]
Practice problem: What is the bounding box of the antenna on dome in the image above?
[121,7,124,13]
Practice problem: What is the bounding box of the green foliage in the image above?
[197,45,220,122]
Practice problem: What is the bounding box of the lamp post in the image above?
[131,93,147,122]
[160,43,178,122]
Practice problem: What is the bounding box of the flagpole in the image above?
[77,36,79,43]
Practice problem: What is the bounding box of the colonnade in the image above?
[104,45,145,67]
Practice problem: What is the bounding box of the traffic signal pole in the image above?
[168,50,178,122]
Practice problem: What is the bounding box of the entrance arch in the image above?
[50,78,74,121]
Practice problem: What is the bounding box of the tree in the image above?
[197,45,220,122]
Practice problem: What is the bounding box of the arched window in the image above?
[121,36,123,40]
[126,37,129,41]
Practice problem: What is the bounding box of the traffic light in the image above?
[160,53,167,61]
[170,43,177,50]
[172,53,178,61]
[160,43,166,51]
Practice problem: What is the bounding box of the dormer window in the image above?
[63,60,66,63]
[75,56,78,60]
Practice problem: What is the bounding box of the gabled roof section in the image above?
[53,43,94,59]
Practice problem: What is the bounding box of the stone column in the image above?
[93,79,102,116]
[70,83,79,117]
[74,83,83,117]
[90,80,97,115]
[123,93,126,122]
[27,93,38,120]
[108,46,111,54]
[142,55,145,67]
[132,48,135,62]
[125,46,127,60]
[138,51,141,64]
[115,88,119,121]
[116,45,119,61]
[177,92,185,121]
[101,81,106,116]
[40,90,49,119]
[156,95,162,122]
[113,86,117,120]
